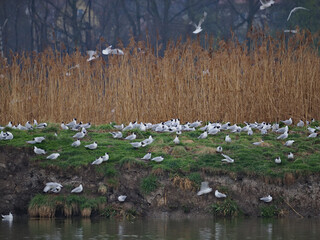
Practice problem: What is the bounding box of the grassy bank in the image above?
[0,30,319,124]
[1,122,320,180]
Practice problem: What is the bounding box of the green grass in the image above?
[2,122,320,179]
[210,199,241,217]
[140,175,159,195]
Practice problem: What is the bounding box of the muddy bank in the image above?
[1,146,320,218]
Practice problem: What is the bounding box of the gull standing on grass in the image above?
[142,152,152,160]
[34,146,46,155]
[71,184,83,193]
[151,156,164,163]
[284,140,295,146]
[189,11,207,34]
[91,157,103,165]
[73,128,86,138]
[130,142,143,148]
[281,118,292,126]
[288,152,294,160]
[215,190,227,198]
[197,182,212,196]
[225,135,231,143]
[198,131,208,139]
[46,153,60,160]
[34,136,45,143]
[260,195,272,202]
[71,139,81,147]
[102,153,109,161]
[287,7,309,21]
[85,142,97,150]
[259,0,275,10]
[277,131,288,140]
[308,132,317,138]
[173,136,180,144]
[252,140,264,146]
[275,157,281,164]
[216,146,223,153]
[125,133,136,141]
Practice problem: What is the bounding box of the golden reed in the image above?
[1,30,319,125]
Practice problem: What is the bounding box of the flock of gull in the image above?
[1,115,319,220]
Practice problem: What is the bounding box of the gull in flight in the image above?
[215,190,227,198]
[102,45,124,55]
[221,153,234,163]
[85,142,97,150]
[259,0,275,10]
[275,157,281,164]
[71,139,81,147]
[142,152,152,160]
[1,212,13,221]
[197,181,212,196]
[34,146,46,155]
[260,195,272,203]
[87,50,99,62]
[287,7,309,21]
[46,153,60,160]
[118,195,127,202]
[189,11,207,34]
[284,30,297,34]
[151,156,164,162]
[71,184,83,193]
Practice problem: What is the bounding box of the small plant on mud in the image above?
[210,199,241,217]
[186,172,202,186]
[140,175,159,194]
[260,205,280,218]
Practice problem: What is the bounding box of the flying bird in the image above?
[189,11,207,34]
[287,7,309,21]
[221,153,234,163]
[259,0,275,10]
[197,181,212,196]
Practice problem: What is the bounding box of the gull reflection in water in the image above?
[266,223,273,240]
[199,227,212,240]
[74,226,83,240]
[215,222,223,240]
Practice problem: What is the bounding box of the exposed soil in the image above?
[1,146,320,218]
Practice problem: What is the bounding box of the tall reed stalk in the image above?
[0,30,319,124]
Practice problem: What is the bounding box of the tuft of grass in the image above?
[140,175,159,195]
[260,204,280,218]
[210,199,241,217]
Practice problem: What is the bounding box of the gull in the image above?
[216,146,223,153]
[71,184,83,193]
[118,195,127,202]
[139,123,147,131]
[260,0,274,10]
[35,122,47,129]
[73,128,86,138]
[276,126,288,134]
[225,135,231,143]
[215,190,227,198]
[110,131,123,139]
[34,146,46,155]
[208,128,220,135]
[26,138,37,144]
[189,120,202,128]
[221,153,234,163]
[1,212,13,221]
[141,152,152,160]
[71,139,81,147]
[173,136,180,144]
[91,157,103,165]
[51,186,62,193]
[297,120,304,127]
[287,7,309,21]
[198,131,208,139]
[6,121,13,128]
[281,118,292,126]
[125,133,136,141]
[288,152,294,160]
[46,153,60,160]
[151,156,164,162]
[17,123,28,130]
[85,141,97,150]
[113,124,124,130]
[197,181,212,196]
[284,29,297,34]
[189,11,207,34]
[277,131,288,140]
[102,46,124,55]
[43,182,63,192]
[284,140,295,147]
[102,153,109,161]
[142,136,154,146]
[307,127,316,133]
[308,132,317,138]
[61,122,69,130]
[260,195,272,203]
[130,142,143,148]
[34,136,45,143]
[4,132,13,140]
[253,140,264,146]
[248,128,253,136]
[66,118,77,128]
[275,157,281,164]
[87,50,99,62]
[80,122,91,129]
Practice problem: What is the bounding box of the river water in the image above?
[1,217,319,240]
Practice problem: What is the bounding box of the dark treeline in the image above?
[0,0,319,55]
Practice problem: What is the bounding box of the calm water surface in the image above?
[1,217,319,240]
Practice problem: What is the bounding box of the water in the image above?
[1,217,320,240]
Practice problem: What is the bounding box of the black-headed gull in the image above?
[46,153,60,159]
[215,190,227,198]
[197,181,212,196]
[118,195,127,202]
[151,156,164,162]
[71,184,83,193]
[141,152,151,160]
[189,12,207,34]
[173,136,180,144]
[85,142,97,150]
[34,146,46,155]
[221,153,234,163]
[260,195,272,202]
[259,0,275,10]
[1,212,13,221]
[275,157,281,164]
[284,140,294,146]
[71,139,81,147]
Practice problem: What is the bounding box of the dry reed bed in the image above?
[0,31,319,124]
